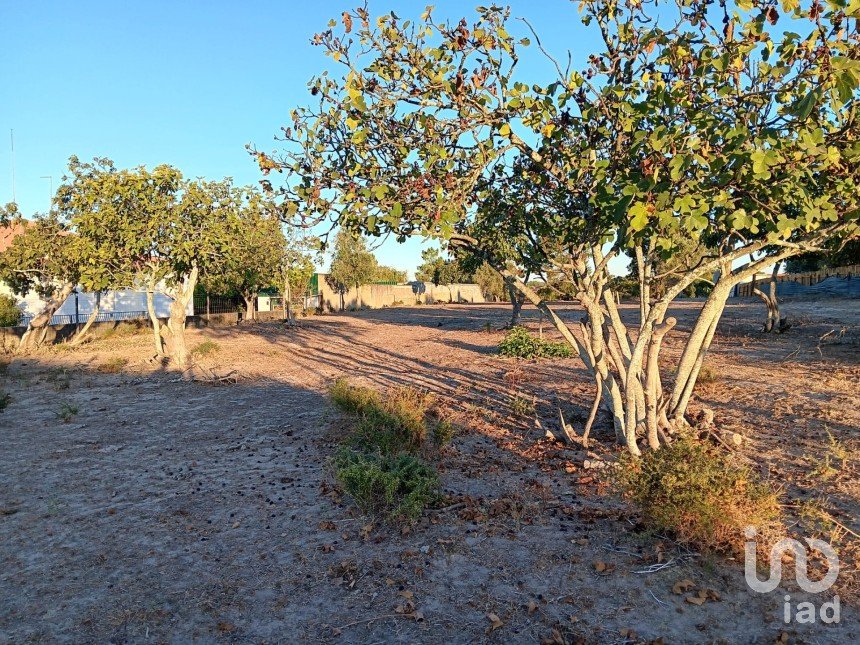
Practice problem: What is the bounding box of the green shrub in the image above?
[432,419,455,447]
[191,340,220,359]
[0,295,21,327]
[498,326,572,359]
[328,379,450,522]
[331,448,440,522]
[614,437,783,557]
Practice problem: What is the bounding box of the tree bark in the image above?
[667,279,732,418]
[504,276,525,327]
[146,289,165,357]
[165,266,198,370]
[243,293,256,322]
[645,317,676,449]
[18,282,75,352]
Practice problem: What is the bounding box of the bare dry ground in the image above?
[0,297,857,644]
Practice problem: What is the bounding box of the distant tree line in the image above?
[0,157,315,368]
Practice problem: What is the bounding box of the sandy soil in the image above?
[0,298,858,644]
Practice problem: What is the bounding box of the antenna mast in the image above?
[10,129,16,204]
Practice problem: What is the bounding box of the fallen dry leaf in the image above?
[485,612,504,633]
[685,594,706,606]
[527,600,538,616]
[672,579,696,595]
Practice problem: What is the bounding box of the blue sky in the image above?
[0,1,614,278]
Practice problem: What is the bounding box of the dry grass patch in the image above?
[98,357,128,373]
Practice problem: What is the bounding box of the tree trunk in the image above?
[243,293,256,322]
[146,290,165,357]
[504,276,525,327]
[667,279,733,421]
[645,318,676,449]
[18,282,75,353]
[165,267,198,370]
[753,261,785,333]
[70,292,101,346]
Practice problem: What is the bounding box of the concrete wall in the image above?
[318,276,485,312]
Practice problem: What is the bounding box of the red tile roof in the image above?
[0,221,28,253]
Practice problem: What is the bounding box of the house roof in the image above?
[0,221,29,253]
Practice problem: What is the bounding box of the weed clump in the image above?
[330,449,439,522]
[509,394,535,417]
[614,437,783,557]
[498,326,572,359]
[191,340,220,359]
[330,378,381,415]
[0,391,10,412]
[99,357,128,373]
[56,402,79,423]
[328,378,446,522]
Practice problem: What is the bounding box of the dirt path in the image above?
[0,299,857,643]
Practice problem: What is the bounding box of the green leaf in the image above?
[628,203,649,232]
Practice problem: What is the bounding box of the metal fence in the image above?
[193,294,242,316]
[16,310,150,329]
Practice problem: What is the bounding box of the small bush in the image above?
[614,438,783,557]
[498,326,572,359]
[329,379,448,522]
[0,295,22,327]
[331,449,440,522]
[0,391,10,412]
[57,402,79,423]
[99,357,128,374]
[432,419,455,447]
[191,340,220,359]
